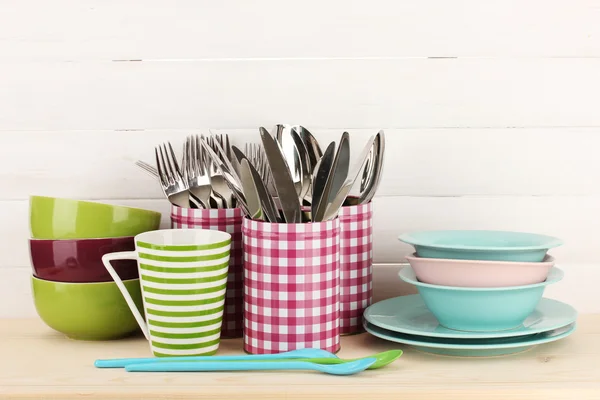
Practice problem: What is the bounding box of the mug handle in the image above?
[101,251,149,340]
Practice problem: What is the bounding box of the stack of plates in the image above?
[363,294,577,357]
[363,230,578,357]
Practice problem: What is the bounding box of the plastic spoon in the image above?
[94,348,337,368]
[267,349,403,370]
[124,358,377,376]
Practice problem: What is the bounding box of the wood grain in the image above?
[0,316,598,399]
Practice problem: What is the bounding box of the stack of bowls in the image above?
[362,230,577,357]
[399,230,565,332]
[28,195,162,340]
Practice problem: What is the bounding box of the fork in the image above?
[135,160,158,178]
[245,143,276,197]
[183,136,212,209]
[205,135,236,208]
[214,134,235,169]
[155,142,190,208]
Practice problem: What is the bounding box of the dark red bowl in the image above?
[29,237,139,283]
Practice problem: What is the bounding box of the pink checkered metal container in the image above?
[170,205,244,339]
[242,218,341,354]
[338,202,374,335]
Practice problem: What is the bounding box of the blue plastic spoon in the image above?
[94,348,337,368]
[124,358,377,375]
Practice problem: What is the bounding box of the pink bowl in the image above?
[405,253,555,287]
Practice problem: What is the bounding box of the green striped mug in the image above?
[102,229,231,357]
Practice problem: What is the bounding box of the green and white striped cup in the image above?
[102,228,231,357]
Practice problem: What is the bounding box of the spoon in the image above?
[292,350,402,370]
[293,125,323,174]
[274,124,302,195]
[229,349,402,370]
[356,130,385,205]
[124,358,376,375]
[94,348,337,368]
[323,134,376,220]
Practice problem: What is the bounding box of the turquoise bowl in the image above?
[398,230,563,262]
[398,266,564,332]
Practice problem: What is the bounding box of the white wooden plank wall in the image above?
[0,0,598,318]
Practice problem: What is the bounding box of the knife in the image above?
[324,132,350,206]
[239,159,263,220]
[231,145,248,164]
[259,127,302,223]
[310,141,336,222]
[312,132,349,222]
[323,135,376,221]
[247,159,280,223]
[232,145,274,219]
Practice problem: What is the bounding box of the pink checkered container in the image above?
[338,202,374,335]
[242,218,341,354]
[170,205,244,339]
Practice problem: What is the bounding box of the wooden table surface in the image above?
[1,316,599,400]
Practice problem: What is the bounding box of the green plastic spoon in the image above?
[222,350,403,370]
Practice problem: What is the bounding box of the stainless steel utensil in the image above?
[359,152,373,193]
[200,137,249,215]
[244,143,276,196]
[231,145,248,164]
[323,135,376,220]
[184,136,212,209]
[155,142,190,208]
[356,130,385,205]
[274,124,306,198]
[215,133,235,167]
[289,128,312,202]
[293,125,323,174]
[234,147,279,222]
[209,135,242,184]
[135,160,158,178]
[312,133,350,222]
[239,159,263,220]
[310,142,336,222]
[325,132,350,205]
[204,135,237,208]
[247,160,280,223]
[212,133,241,179]
[259,127,302,224]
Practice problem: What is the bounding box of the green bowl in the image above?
[30,195,162,239]
[32,275,144,340]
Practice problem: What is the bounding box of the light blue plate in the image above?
[364,294,578,339]
[398,230,563,262]
[398,266,564,332]
[364,321,576,357]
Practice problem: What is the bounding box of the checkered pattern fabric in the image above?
[242,218,341,354]
[338,202,373,335]
[170,205,244,338]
